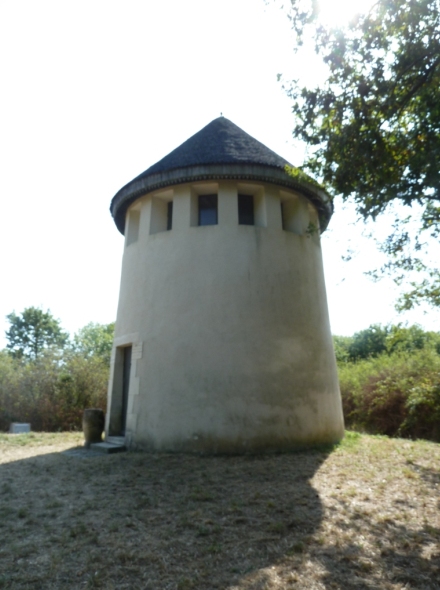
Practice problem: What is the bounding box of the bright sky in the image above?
[1,0,439,349]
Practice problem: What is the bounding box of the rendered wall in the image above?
[106,180,344,452]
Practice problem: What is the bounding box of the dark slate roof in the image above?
[110,117,333,234]
[134,117,291,178]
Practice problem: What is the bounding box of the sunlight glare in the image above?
[318,0,376,28]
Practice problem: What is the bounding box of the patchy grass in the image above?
[0,431,82,447]
[0,431,83,464]
[0,432,439,589]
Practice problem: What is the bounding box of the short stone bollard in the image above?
[82,409,105,449]
[9,423,31,434]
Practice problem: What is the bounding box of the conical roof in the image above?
[110,117,332,233]
[136,117,290,176]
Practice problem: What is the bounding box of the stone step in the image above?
[106,436,126,445]
[89,441,126,454]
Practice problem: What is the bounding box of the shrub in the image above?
[0,349,109,432]
[0,318,113,432]
[338,349,440,441]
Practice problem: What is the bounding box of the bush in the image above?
[0,349,109,432]
[338,348,440,441]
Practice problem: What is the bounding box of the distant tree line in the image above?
[0,307,113,431]
[2,308,440,443]
[335,324,440,442]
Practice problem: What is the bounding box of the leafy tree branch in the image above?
[281,0,440,308]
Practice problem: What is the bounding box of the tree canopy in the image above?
[283,0,440,308]
[334,323,440,362]
[5,307,68,360]
[72,322,115,365]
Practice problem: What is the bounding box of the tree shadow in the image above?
[1,444,439,589]
[312,509,440,590]
[406,458,440,487]
[0,446,328,589]
[291,452,440,590]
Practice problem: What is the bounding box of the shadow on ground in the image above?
[0,447,326,589]
[0,444,439,589]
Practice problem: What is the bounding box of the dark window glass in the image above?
[238,194,254,225]
[167,201,173,230]
[199,194,218,226]
[280,202,286,230]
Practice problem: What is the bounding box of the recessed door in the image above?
[121,345,132,435]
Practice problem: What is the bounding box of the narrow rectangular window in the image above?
[121,346,132,436]
[198,194,218,226]
[126,210,140,246]
[280,195,309,234]
[238,194,254,225]
[167,201,173,230]
[280,202,286,231]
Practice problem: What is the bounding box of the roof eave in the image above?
[110,163,333,235]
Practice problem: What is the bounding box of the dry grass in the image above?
[0,431,439,589]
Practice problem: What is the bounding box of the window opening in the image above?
[150,196,173,234]
[126,210,140,246]
[198,194,218,226]
[121,346,132,436]
[280,202,286,231]
[280,195,309,234]
[238,194,254,225]
[167,201,173,230]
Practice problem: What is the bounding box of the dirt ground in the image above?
[0,432,439,590]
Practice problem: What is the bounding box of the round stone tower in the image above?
[106,117,344,452]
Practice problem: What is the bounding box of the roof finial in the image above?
[220,112,223,117]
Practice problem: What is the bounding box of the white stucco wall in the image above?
[106,180,344,452]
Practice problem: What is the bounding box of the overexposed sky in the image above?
[1,0,439,349]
